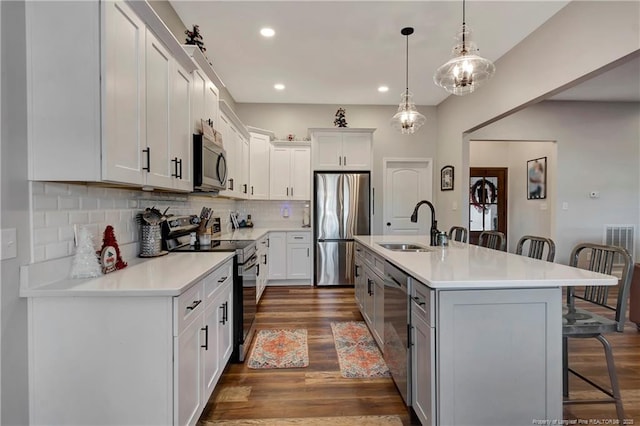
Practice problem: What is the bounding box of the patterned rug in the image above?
[330,321,390,378]
[247,329,309,369]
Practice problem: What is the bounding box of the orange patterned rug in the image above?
[330,321,390,378]
[247,329,309,369]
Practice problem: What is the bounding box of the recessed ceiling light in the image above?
[378,86,389,93]
[260,28,275,37]
[274,83,285,90]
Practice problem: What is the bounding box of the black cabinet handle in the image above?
[367,279,373,295]
[223,301,228,323]
[256,264,260,277]
[355,265,360,277]
[201,325,209,350]
[251,186,254,195]
[262,254,267,264]
[219,304,225,325]
[344,156,347,165]
[171,157,179,177]
[218,276,227,283]
[339,156,342,166]
[286,187,289,196]
[291,187,294,197]
[178,158,183,179]
[243,183,248,194]
[186,300,201,311]
[412,296,426,306]
[143,147,150,172]
[228,178,234,190]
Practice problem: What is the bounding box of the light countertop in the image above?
[354,235,617,290]
[21,252,235,297]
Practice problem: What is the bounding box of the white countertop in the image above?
[21,252,235,297]
[355,235,618,289]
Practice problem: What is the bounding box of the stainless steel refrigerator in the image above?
[314,172,370,285]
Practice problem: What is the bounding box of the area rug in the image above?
[247,329,309,369]
[330,321,390,378]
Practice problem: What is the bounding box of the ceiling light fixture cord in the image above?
[405,29,409,102]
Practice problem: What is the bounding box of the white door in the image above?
[383,159,432,235]
[290,147,311,200]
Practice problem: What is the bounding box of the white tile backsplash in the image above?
[30,181,311,263]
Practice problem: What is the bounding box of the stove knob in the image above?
[170,220,180,227]
[191,217,201,224]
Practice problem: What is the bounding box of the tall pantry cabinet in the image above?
[26,0,196,191]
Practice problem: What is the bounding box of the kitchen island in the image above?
[354,235,617,426]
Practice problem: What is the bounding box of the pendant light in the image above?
[391,27,426,134]
[433,0,495,96]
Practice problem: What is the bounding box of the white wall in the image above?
[436,1,640,238]
[471,101,639,263]
[235,103,437,234]
[470,140,556,253]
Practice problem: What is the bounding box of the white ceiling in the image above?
[169,1,637,106]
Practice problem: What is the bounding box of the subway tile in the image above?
[44,183,69,196]
[33,195,59,211]
[34,228,58,245]
[89,211,106,223]
[59,196,81,210]
[87,186,106,198]
[114,198,129,209]
[98,198,115,209]
[59,225,75,242]
[68,184,88,197]
[32,212,45,228]
[33,246,46,263]
[69,212,89,224]
[45,241,70,260]
[81,197,99,210]
[105,211,120,224]
[45,211,69,227]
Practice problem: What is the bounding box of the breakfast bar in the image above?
[354,235,618,426]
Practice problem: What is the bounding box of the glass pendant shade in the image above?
[391,27,426,134]
[391,91,426,134]
[434,24,495,96]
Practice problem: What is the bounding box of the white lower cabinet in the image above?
[27,258,234,426]
[256,234,269,301]
[268,231,312,283]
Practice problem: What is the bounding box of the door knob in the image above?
[386,222,391,227]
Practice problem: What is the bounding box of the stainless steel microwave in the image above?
[193,134,227,192]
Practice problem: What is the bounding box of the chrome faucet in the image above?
[410,200,440,246]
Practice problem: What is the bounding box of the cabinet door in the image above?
[411,310,436,426]
[362,267,375,327]
[171,62,192,191]
[202,301,221,400]
[287,244,311,279]
[102,0,146,185]
[175,316,202,426]
[144,29,173,189]
[290,147,311,200]
[249,133,271,199]
[205,81,219,130]
[269,147,291,200]
[354,250,365,310]
[312,132,342,170]
[218,281,234,365]
[239,136,250,199]
[268,232,287,280]
[372,274,385,347]
[190,68,206,134]
[341,133,371,170]
[218,113,235,196]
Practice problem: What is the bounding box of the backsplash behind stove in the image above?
[30,182,309,263]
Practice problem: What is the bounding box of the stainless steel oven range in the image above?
[162,215,257,362]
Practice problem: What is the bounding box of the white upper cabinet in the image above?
[184,45,219,133]
[26,0,196,191]
[218,101,251,199]
[269,143,311,201]
[170,62,193,191]
[247,127,275,200]
[310,128,375,171]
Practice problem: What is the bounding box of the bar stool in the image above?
[563,242,634,421]
[515,235,555,262]
[478,230,506,251]
[448,226,468,243]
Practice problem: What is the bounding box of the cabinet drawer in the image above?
[174,281,204,336]
[364,250,385,278]
[410,278,434,326]
[287,232,310,243]
[203,259,234,305]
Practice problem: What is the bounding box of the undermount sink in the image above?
[377,242,433,252]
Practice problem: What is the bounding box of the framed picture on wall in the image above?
[441,165,454,191]
[527,157,547,199]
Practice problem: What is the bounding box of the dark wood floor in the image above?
[198,286,640,425]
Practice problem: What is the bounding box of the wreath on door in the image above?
[470,179,497,212]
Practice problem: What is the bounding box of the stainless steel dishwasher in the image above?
[384,261,410,405]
